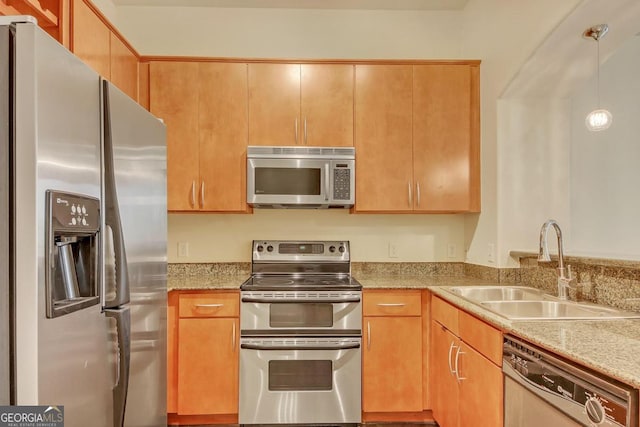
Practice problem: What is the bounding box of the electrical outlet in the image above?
[487,243,496,263]
[388,242,399,258]
[447,244,457,259]
[178,241,189,258]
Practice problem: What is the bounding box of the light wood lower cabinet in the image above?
[167,290,239,417]
[430,295,503,427]
[362,290,423,412]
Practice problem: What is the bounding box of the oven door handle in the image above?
[240,342,361,351]
[241,296,361,304]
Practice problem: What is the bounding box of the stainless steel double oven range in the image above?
[239,240,362,426]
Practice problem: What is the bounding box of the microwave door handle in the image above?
[325,164,330,201]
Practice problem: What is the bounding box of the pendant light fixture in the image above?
[584,24,612,132]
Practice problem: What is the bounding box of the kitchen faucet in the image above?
[538,220,576,300]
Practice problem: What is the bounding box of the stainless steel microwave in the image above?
[247,146,355,208]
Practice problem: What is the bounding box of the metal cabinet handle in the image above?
[200,181,205,208]
[376,303,406,307]
[232,322,236,352]
[447,341,457,375]
[408,182,413,207]
[325,164,330,201]
[191,181,196,208]
[294,118,298,144]
[304,117,308,144]
[367,321,371,350]
[416,182,421,207]
[454,346,466,382]
[195,303,224,308]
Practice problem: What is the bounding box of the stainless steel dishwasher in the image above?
[503,335,638,427]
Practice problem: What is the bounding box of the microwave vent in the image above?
[247,146,355,160]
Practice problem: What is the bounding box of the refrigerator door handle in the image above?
[102,80,130,308]
[105,307,131,427]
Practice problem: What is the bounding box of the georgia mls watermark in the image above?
[0,406,64,427]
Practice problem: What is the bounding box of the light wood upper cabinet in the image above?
[71,0,110,79]
[248,63,300,146]
[199,62,248,211]
[248,63,354,147]
[71,0,141,103]
[413,64,477,212]
[150,61,249,212]
[355,65,414,211]
[109,32,138,101]
[355,63,480,213]
[300,64,353,147]
[149,61,199,211]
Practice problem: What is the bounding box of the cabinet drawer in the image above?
[431,295,459,335]
[363,290,422,316]
[459,310,502,366]
[178,292,239,318]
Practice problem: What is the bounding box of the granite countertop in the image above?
[429,286,640,389]
[168,271,640,388]
[167,274,247,291]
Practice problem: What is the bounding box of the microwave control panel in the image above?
[333,168,351,200]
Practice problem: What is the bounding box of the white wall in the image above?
[570,35,640,260]
[115,7,463,58]
[169,210,465,263]
[496,0,640,265]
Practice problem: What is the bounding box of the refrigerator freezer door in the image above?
[12,22,112,426]
[102,80,167,427]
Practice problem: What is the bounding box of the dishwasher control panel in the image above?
[503,337,637,427]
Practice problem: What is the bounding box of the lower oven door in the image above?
[240,291,362,335]
[239,337,362,425]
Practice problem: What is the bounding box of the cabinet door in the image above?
[458,342,503,427]
[248,63,300,146]
[198,62,248,212]
[149,62,199,211]
[71,0,110,79]
[167,292,178,413]
[363,316,422,412]
[413,65,473,212]
[300,64,353,147]
[430,321,459,427]
[110,32,138,101]
[354,65,413,212]
[177,317,238,415]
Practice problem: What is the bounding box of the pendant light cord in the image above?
[596,38,601,108]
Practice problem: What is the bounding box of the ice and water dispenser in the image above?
[45,190,100,318]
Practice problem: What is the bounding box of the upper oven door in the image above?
[240,291,362,335]
[247,157,330,206]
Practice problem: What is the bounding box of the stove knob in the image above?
[256,245,264,252]
[329,246,336,253]
[267,245,274,252]
[338,246,345,253]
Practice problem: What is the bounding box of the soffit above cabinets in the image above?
[110,0,469,10]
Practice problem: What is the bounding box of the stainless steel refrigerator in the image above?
[0,17,167,427]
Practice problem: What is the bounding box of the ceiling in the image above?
[109,0,469,10]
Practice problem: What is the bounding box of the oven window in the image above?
[255,168,321,195]
[270,303,333,328]
[269,360,333,391]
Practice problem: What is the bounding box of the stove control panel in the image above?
[252,240,350,262]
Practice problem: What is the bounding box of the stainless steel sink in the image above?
[480,300,640,320]
[443,285,640,320]
[446,286,547,302]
